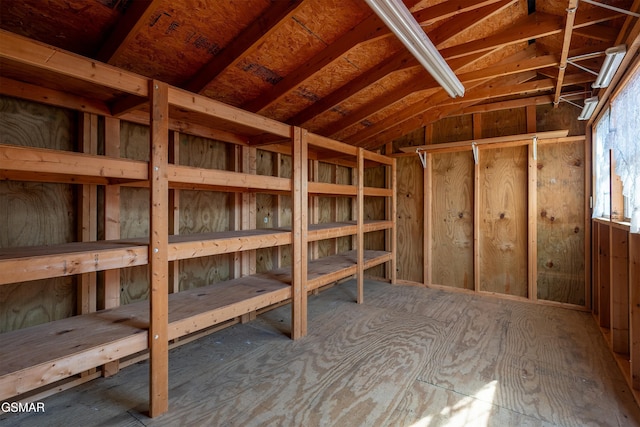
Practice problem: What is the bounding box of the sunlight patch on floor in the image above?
[409,380,498,427]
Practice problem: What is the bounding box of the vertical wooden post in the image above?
[291,127,308,339]
[630,232,640,390]
[424,152,432,286]
[331,164,339,255]
[473,115,481,293]
[357,148,364,303]
[229,146,243,278]
[599,222,611,328]
[310,159,320,260]
[611,226,629,355]
[390,158,397,285]
[275,153,283,268]
[102,116,121,377]
[78,113,98,315]
[584,129,592,310]
[148,80,169,417]
[168,131,180,294]
[527,105,537,301]
[242,146,257,277]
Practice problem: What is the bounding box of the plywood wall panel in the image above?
[431,152,474,290]
[537,103,585,136]
[536,141,585,305]
[179,135,233,287]
[396,156,423,283]
[479,146,528,297]
[432,116,473,144]
[0,96,77,331]
[481,108,527,138]
[119,121,151,304]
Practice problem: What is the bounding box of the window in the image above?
[593,65,640,232]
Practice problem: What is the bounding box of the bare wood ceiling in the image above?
[1,0,638,149]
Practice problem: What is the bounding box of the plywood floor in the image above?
[3,280,639,427]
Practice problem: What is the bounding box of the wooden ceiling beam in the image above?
[349,72,536,145]
[352,71,594,147]
[573,24,620,42]
[287,0,514,127]
[183,0,306,94]
[243,0,506,114]
[430,0,516,46]
[326,50,557,136]
[95,0,159,64]
[456,94,555,115]
[287,51,418,126]
[319,52,487,135]
[325,42,555,137]
[439,13,564,60]
[553,0,580,107]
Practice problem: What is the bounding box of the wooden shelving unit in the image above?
[0,31,396,415]
[592,218,640,406]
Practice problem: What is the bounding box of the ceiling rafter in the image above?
[339,7,625,145]
[182,0,306,94]
[287,0,515,128]
[325,11,569,136]
[96,0,159,63]
[356,71,595,148]
[349,64,540,145]
[553,0,580,106]
[242,0,506,114]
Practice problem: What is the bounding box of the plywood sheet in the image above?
[0,96,76,331]
[481,108,527,139]
[431,152,474,290]
[479,146,528,297]
[536,140,585,305]
[396,156,423,283]
[432,115,473,144]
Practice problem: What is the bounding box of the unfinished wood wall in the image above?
[479,146,528,297]
[396,155,424,283]
[1,96,376,332]
[394,106,587,306]
[431,152,473,290]
[0,96,77,332]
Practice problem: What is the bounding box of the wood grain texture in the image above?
[7,280,639,427]
[479,146,528,297]
[0,96,76,331]
[396,156,423,283]
[481,108,527,138]
[431,151,474,290]
[119,121,151,305]
[432,115,473,144]
[536,140,585,305]
[364,165,386,277]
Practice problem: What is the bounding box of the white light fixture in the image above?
[364,0,465,98]
[578,96,598,120]
[592,45,626,88]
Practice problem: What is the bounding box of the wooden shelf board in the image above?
[364,187,393,197]
[0,241,148,285]
[169,229,292,261]
[168,164,291,193]
[307,250,392,290]
[308,182,357,196]
[0,144,148,184]
[307,220,392,242]
[0,273,292,400]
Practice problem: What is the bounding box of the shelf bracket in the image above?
[472,142,479,165]
[416,148,427,169]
